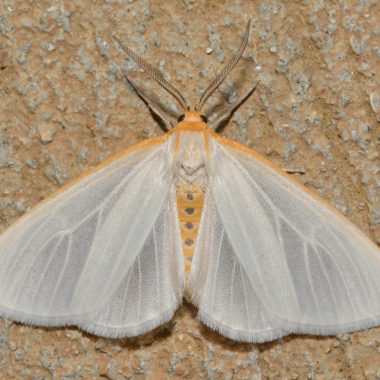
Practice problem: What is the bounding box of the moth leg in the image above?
[125,75,175,131]
[209,82,258,131]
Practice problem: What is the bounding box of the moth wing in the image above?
[190,137,380,342]
[83,184,184,337]
[189,189,282,342]
[0,137,185,337]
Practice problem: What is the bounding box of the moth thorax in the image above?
[174,132,207,187]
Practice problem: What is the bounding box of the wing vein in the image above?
[320,226,375,311]
[301,241,323,320]
[2,217,60,287]
[229,257,237,324]
[210,219,224,312]
[47,233,73,314]
[137,253,142,321]
[120,261,134,324]
[219,165,291,312]
[96,154,167,288]
[308,241,340,321]
[313,238,357,316]
[240,263,250,331]
[153,225,160,309]
[29,233,66,309]
[84,150,161,281]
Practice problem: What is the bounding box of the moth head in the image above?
[177,112,208,124]
[113,20,255,131]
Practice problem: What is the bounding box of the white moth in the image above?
[1,21,380,343]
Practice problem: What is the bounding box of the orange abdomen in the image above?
[176,186,205,274]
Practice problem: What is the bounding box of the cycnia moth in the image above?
[1,20,380,343]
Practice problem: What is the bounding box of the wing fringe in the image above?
[198,307,380,343]
[0,301,181,338]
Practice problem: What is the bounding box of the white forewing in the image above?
[191,137,380,342]
[0,137,185,337]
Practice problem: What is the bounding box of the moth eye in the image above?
[178,114,185,122]
[200,114,208,123]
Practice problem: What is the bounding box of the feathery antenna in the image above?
[113,34,189,111]
[196,20,251,111]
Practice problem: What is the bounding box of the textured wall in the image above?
[0,0,380,378]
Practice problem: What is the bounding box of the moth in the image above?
[1,21,380,343]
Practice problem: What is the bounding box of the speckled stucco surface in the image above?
[0,0,380,379]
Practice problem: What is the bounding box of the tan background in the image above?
[0,0,380,378]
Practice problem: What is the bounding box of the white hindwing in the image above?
[190,138,380,342]
[189,189,282,342]
[0,137,185,338]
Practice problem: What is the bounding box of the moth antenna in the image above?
[125,74,175,131]
[209,81,258,130]
[113,34,189,111]
[196,19,251,111]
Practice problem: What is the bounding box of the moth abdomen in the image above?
[176,185,205,274]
